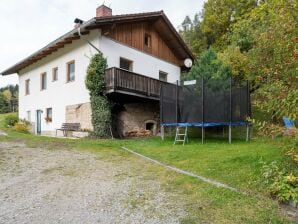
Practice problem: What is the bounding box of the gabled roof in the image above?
[1,11,194,76]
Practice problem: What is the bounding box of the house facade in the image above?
[1,6,193,137]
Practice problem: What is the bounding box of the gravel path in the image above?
[0,141,186,224]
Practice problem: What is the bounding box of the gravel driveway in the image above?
[0,141,186,224]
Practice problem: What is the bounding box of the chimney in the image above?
[96,5,112,17]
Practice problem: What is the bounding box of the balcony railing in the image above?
[105,67,176,100]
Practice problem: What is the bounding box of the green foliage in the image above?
[183,48,231,83]
[261,137,298,204]
[261,161,298,203]
[4,114,19,127]
[179,14,208,57]
[89,95,111,137]
[201,0,257,48]
[250,119,284,138]
[218,46,248,80]
[13,120,30,133]
[0,93,10,113]
[228,0,298,120]
[85,53,107,97]
[0,85,19,113]
[85,53,111,137]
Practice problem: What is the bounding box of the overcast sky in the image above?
[0,0,204,88]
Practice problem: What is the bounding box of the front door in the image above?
[36,110,42,134]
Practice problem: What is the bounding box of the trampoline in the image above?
[160,77,251,143]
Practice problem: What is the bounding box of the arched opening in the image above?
[144,120,157,135]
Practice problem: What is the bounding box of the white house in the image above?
[1,5,193,137]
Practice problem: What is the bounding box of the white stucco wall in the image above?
[18,29,181,134]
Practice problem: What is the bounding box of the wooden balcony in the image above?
[105,67,175,101]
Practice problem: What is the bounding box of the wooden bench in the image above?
[56,123,81,137]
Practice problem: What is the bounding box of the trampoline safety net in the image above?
[160,77,251,126]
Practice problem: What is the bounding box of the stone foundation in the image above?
[65,102,93,131]
[64,101,160,138]
[113,102,160,137]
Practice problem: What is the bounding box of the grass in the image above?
[123,137,285,193]
[0,113,295,223]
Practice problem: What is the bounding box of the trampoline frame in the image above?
[160,77,251,143]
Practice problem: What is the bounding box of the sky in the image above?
[0,0,204,88]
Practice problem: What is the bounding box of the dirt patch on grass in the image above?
[0,141,186,224]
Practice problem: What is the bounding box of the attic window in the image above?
[144,33,151,48]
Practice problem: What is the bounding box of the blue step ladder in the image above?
[174,126,188,145]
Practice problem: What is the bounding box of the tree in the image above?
[201,0,257,49]
[227,0,298,120]
[0,85,18,113]
[0,93,10,114]
[218,46,249,81]
[179,14,208,57]
[181,15,192,32]
[183,48,232,82]
[85,53,112,137]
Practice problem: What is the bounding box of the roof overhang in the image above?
[1,11,194,76]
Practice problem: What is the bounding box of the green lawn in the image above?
[123,137,285,193]
[0,113,294,223]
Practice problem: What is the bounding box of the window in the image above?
[26,111,31,122]
[25,79,30,95]
[159,71,168,82]
[41,72,47,90]
[120,57,133,71]
[67,60,75,82]
[46,108,52,122]
[144,33,151,48]
[52,67,58,81]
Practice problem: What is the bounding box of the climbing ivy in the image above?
[86,53,111,137]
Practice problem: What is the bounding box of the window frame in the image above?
[26,111,31,122]
[46,108,52,123]
[159,71,168,82]
[119,57,133,72]
[66,60,75,82]
[144,33,152,48]
[52,67,58,82]
[25,79,30,95]
[40,72,47,91]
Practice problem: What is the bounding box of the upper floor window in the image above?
[67,60,75,82]
[41,72,47,90]
[144,33,152,48]
[159,71,168,82]
[25,79,30,95]
[52,67,58,81]
[120,57,133,71]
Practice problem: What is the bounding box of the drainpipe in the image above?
[76,21,101,54]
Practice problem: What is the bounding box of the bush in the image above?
[261,161,298,204]
[4,114,19,127]
[260,137,298,204]
[13,121,30,133]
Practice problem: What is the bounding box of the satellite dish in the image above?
[184,58,193,68]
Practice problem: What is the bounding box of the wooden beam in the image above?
[64,36,80,41]
[73,30,90,35]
